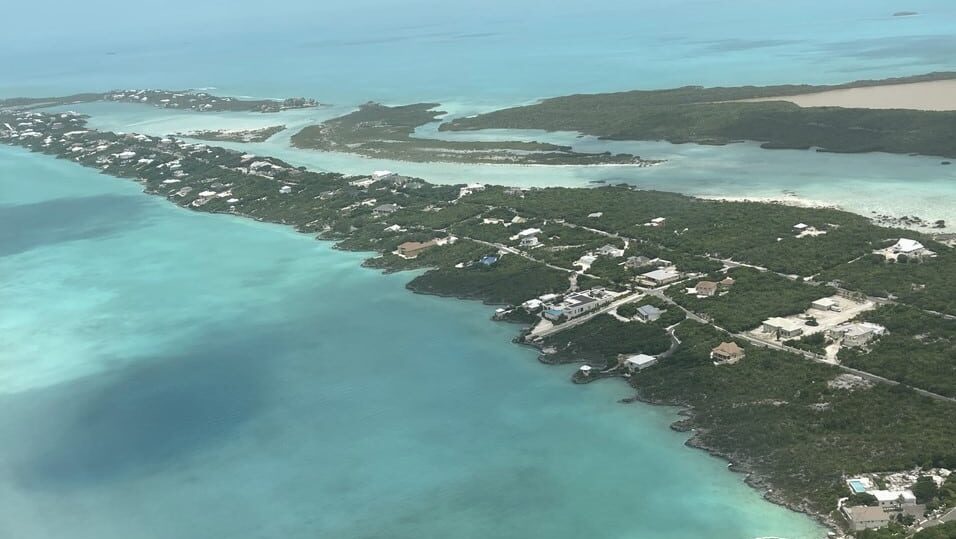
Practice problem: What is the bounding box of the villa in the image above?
[695,281,718,297]
[634,305,662,322]
[876,238,937,261]
[827,322,886,347]
[639,268,682,287]
[596,244,625,258]
[761,317,804,339]
[624,354,658,372]
[396,240,438,259]
[711,342,745,364]
[520,236,540,248]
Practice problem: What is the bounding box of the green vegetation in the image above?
[913,522,956,539]
[407,255,569,305]
[668,268,829,332]
[443,72,956,158]
[539,313,672,365]
[290,102,655,165]
[785,332,827,355]
[840,305,956,398]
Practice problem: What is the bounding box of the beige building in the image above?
[711,342,745,364]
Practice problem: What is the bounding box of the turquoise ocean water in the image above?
[2,1,956,537]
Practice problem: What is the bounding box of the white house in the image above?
[761,317,804,339]
[624,354,658,372]
[639,268,682,287]
[596,244,625,258]
[811,298,841,312]
[520,236,540,248]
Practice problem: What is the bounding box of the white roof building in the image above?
[514,227,543,239]
[891,239,925,254]
[624,354,658,371]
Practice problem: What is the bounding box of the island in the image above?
[177,125,286,143]
[290,101,661,166]
[0,89,321,113]
[3,102,956,538]
[441,72,956,159]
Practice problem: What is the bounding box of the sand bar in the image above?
[740,80,956,111]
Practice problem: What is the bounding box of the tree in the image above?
[849,492,879,507]
[914,476,940,504]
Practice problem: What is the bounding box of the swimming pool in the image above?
[848,480,868,494]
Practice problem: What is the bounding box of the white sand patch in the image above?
[740,80,956,111]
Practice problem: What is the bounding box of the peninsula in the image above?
[3,100,956,537]
[441,72,956,159]
[290,102,659,166]
[0,89,320,113]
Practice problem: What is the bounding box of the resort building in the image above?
[639,268,682,287]
[578,365,592,377]
[711,342,745,364]
[695,281,718,297]
[719,276,735,289]
[542,289,615,321]
[647,217,666,227]
[634,305,662,322]
[396,240,438,259]
[624,354,658,372]
[761,317,804,339]
[588,212,603,218]
[279,185,293,194]
[520,236,540,248]
[842,506,891,532]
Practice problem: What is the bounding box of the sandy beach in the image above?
[697,194,839,210]
[741,79,956,111]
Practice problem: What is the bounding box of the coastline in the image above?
[696,194,840,210]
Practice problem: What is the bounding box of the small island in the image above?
[0,89,321,113]
[178,125,286,143]
[290,102,661,166]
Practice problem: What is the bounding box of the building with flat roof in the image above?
[761,317,804,339]
[811,298,841,312]
[842,505,891,532]
[639,268,681,287]
[624,354,657,372]
[827,322,887,347]
[634,305,662,322]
